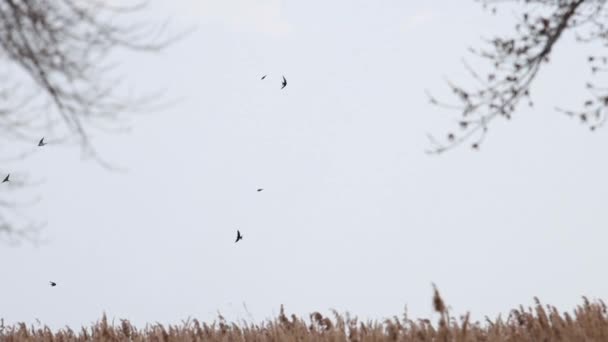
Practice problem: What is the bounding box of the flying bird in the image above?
[49,281,56,287]
[2,174,9,183]
[235,230,243,243]
[261,75,267,80]
[38,137,46,146]
[281,76,287,89]
[257,188,263,192]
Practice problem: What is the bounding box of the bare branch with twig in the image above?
[428,0,606,154]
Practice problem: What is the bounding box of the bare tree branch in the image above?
[0,0,181,241]
[428,0,605,154]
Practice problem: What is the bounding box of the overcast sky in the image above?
[0,0,606,329]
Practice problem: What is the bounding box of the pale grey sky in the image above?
[0,0,606,329]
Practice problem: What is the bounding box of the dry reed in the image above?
[1,288,606,341]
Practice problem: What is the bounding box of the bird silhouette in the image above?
[281,76,287,89]
[2,174,9,183]
[257,188,263,192]
[38,137,46,146]
[49,281,56,287]
[235,230,243,243]
[261,75,267,80]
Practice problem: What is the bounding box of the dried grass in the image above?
[1,288,606,341]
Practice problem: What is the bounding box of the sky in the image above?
[0,0,607,329]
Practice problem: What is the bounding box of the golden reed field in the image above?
[1,287,606,341]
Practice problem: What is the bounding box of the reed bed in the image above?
[1,287,606,341]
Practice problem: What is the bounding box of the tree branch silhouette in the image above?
[0,0,180,241]
[427,0,606,154]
